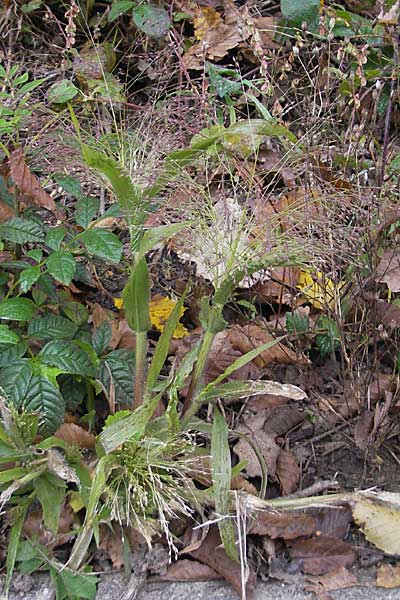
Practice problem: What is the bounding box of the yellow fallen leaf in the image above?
[150,295,189,339]
[193,7,222,41]
[114,295,189,339]
[297,269,343,310]
[113,297,124,310]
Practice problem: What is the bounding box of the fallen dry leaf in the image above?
[233,410,281,478]
[229,323,308,368]
[0,201,15,223]
[289,536,356,575]
[354,411,374,450]
[99,524,124,569]
[375,249,400,292]
[305,567,358,596]
[307,507,352,539]
[189,526,256,598]
[376,563,400,588]
[368,374,395,403]
[54,423,96,449]
[264,405,304,436]
[9,147,56,212]
[22,503,75,548]
[249,509,315,539]
[350,491,400,554]
[276,449,300,495]
[151,558,220,582]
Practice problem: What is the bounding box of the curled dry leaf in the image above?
[289,536,356,575]
[9,147,57,212]
[150,559,221,582]
[189,526,256,598]
[376,563,400,589]
[249,509,315,539]
[305,567,358,595]
[54,422,96,449]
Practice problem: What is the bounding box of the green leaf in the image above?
[19,265,41,293]
[74,197,100,229]
[45,226,67,251]
[0,217,44,243]
[286,311,309,334]
[58,569,98,600]
[212,407,238,562]
[81,229,122,263]
[39,340,97,377]
[5,504,28,597]
[26,249,42,263]
[61,300,88,326]
[81,145,145,231]
[0,341,28,367]
[22,376,65,435]
[98,392,161,453]
[34,473,66,534]
[140,222,191,256]
[122,258,151,333]
[316,315,340,356]
[28,315,78,340]
[59,375,86,410]
[108,0,135,22]
[0,298,36,321]
[92,321,112,355]
[46,250,76,285]
[53,173,82,198]
[0,324,20,345]
[0,360,33,408]
[132,4,171,37]
[98,349,135,406]
[47,79,80,104]
[280,0,320,32]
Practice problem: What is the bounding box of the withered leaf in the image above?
[289,536,356,575]
[99,524,124,569]
[354,411,374,450]
[0,201,15,223]
[276,449,300,495]
[375,249,400,293]
[151,559,221,582]
[54,422,96,449]
[229,323,308,368]
[233,411,280,477]
[189,526,256,598]
[264,405,304,436]
[249,509,315,539]
[377,563,400,588]
[305,567,358,595]
[9,147,56,212]
[306,507,352,539]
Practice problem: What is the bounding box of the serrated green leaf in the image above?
[22,376,65,434]
[98,349,135,406]
[0,298,36,321]
[108,0,135,22]
[81,229,122,263]
[46,250,76,285]
[0,217,44,243]
[74,197,100,229]
[28,315,78,340]
[34,473,66,534]
[39,340,97,377]
[212,407,238,562]
[0,324,20,345]
[286,311,309,334]
[53,173,82,198]
[47,79,80,104]
[132,4,171,37]
[92,321,112,355]
[0,360,33,408]
[45,226,67,251]
[19,265,41,293]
